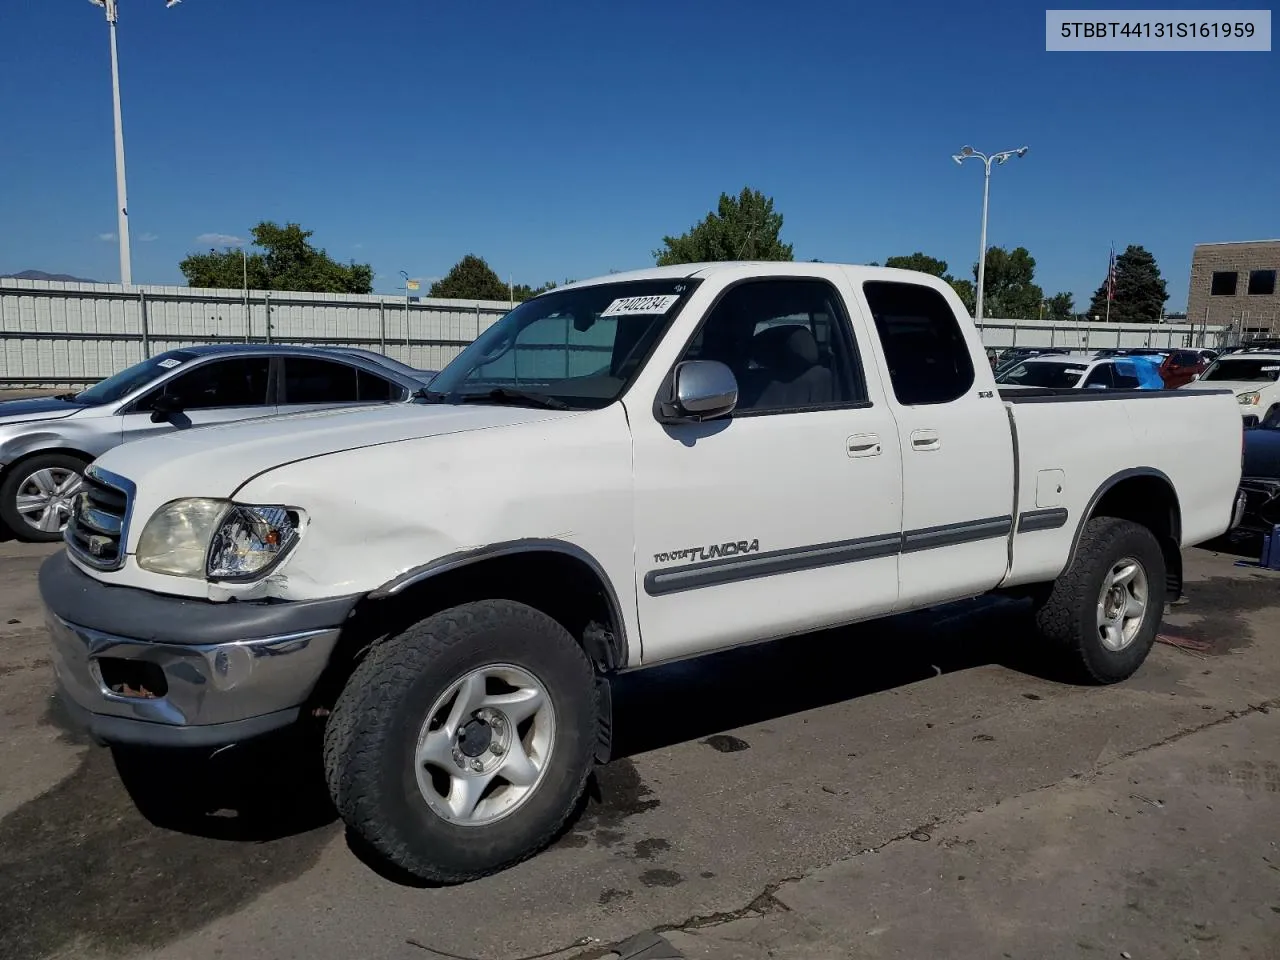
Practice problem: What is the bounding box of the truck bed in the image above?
[998,384,1242,590]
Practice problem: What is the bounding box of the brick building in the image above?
[1187,240,1280,338]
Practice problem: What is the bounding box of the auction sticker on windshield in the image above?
[157,358,183,369]
[601,294,681,317]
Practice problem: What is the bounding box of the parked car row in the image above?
[0,345,438,541]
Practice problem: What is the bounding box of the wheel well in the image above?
[1084,473,1183,601]
[0,447,94,482]
[308,549,626,732]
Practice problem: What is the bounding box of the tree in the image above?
[511,279,561,303]
[1044,292,1075,322]
[428,254,509,301]
[179,222,372,293]
[971,246,1044,320]
[1087,244,1168,322]
[883,252,949,277]
[654,187,794,265]
[882,252,975,313]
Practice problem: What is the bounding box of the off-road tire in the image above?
[0,452,88,542]
[323,599,598,883]
[1033,517,1167,684]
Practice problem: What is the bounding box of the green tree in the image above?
[428,254,509,300]
[511,279,561,302]
[655,187,794,265]
[882,252,975,313]
[1044,291,1075,322]
[971,246,1044,320]
[1087,244,1168,322]
[179,222,372,293]
[883,252,949,277]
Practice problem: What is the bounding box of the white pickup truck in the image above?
[39,262,1243,883]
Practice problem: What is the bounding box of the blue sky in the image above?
[1,1,1275,312]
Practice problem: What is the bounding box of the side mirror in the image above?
[659,360,738,423]
[149,394,181,423]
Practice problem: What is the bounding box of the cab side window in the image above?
[862,282,974,405]
[140,357,271,410]
[677,279,866,415]
[1082,363,1115,389]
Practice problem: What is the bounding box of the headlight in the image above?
[136,498,300,580]
[137,498,229,577]
[1238,391,1261,406]
[206,505,300,580]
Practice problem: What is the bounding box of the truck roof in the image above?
[554,261,958,292]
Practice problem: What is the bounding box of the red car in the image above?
[1159,349,1216,389]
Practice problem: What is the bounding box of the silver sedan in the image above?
[0,344,436,542]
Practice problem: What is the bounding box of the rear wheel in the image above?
[1032,517,1167,684]
[323,599,598,883]
[0,452,87,542]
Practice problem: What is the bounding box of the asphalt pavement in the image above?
[1,538,1277,960]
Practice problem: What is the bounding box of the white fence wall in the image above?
[0,279,512,386]
[976,317,1231,352]
[0,278,1236,387]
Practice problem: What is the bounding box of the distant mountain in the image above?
[1,269,99,282]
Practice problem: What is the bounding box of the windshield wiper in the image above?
[412,387,449,403]
[456,388,571,411]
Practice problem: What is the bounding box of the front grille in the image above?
[65,467,135,571]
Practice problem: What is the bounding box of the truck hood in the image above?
[0,396,84,425]
[1180,380,1266,396]
[93,401,582,502]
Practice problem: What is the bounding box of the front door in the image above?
[278,356,406,414]
[628,276,903,665]
[118,355,276,443]
[852,276,1014,609]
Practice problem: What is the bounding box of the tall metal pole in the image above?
[953,145,1027,323]
[976,158,991,324]
[103,0,132,286]
[241,248,250,342]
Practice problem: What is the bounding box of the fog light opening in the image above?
[98,659,168,699]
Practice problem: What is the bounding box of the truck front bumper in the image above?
[39,551,360,748]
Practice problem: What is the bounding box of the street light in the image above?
[952,144,1028,324]
[88,0,180,286]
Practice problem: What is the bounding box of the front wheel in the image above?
[1032,517,1167,684]
[323,600,599,883]
[0,452,87,542]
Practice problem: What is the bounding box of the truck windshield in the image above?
[425,279,702,409]
[1200,358,1280,383]
[74,351,197,406]
[995,361,1088,388]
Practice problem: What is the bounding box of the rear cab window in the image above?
[861,281,974,405]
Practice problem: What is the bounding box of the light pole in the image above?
[89,0,181,287]
[952,145,1028,323]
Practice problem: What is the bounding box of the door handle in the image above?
[910,429,940,452]
[847,434,882,458]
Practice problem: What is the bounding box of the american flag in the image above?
[1106,245,1116,301]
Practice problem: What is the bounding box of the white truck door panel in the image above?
[627,276,902,665]
[852,276,1015,608]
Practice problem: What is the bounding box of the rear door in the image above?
[278,356,408,414]
[851,277,1015,609]
[118,355,276,443]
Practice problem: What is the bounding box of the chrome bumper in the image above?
[47,612,341,746]
[1232,488,1249,530]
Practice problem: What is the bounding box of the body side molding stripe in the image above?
[643,515,1015,597]
[1016,507,1070,532]
[900,515,1013,554]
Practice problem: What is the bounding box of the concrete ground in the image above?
[0,539,1277,960]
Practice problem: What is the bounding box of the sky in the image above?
[1,1,1276,312]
